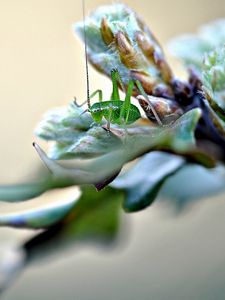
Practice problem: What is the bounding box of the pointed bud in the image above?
[135,31,155,62]
[100,17,114,45]
[75,4,175,99]
[153,52,173,84]
[115,31,143,69]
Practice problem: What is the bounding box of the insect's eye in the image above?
[111,68,118,74]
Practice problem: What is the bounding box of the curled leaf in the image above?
[0,187,80,229]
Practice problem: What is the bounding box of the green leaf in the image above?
[112,152,185,212]
[168,19,225,70]
[0,187,81,229]
[61,186,122,240]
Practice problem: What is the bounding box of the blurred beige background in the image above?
[0,0,225,183]
[1,1,225,300]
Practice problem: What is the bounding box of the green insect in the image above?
[85,69,138,130]
[76,68,162,130]
[76,0,162,131]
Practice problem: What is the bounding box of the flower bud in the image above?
[75,3,176,99]
[137,95,183,124]
[115,31,143,69]
[135,31,155,62]
[153,52,173,84]
[100,17,114,45]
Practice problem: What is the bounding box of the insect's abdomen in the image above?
[90,101,141,125]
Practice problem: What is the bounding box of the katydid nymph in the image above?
[88,69,141,130]
[78,0,163,131]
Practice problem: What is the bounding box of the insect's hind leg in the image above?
[135,80,163,126]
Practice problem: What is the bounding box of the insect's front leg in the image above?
[73,97,86,108]
[90,89,103,102]
[73,89,103,109]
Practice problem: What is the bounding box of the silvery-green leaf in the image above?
[0,179,52,202]
[161,164,225,210]
[35,102,93,142]
[35,102,121,159]
[0,171,76,202]
[112,152,185,212]
[34,109,214,189]
[0,187,81,229]
[168,19,225,70]
[0,186,122,291]
[22,186,123,263]
[168,35,210,70]
[0,108,213,204]
[202,46,225,120]
[75,3,174,96]
[48,126,122,159]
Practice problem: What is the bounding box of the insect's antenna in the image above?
[82,0,90,108]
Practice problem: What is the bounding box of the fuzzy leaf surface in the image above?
[35,102,121,159]
[202,46,225,121]
[35,108,214,189]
